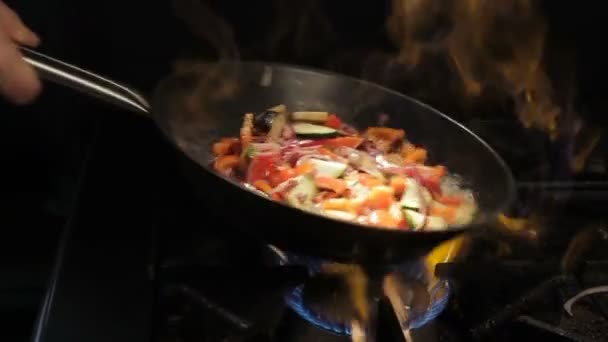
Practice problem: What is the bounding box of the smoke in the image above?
[171,0,239,61]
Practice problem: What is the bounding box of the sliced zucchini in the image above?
[420,186,433,204]
[324,210,356,221]
[404,208,448,231]
[346,180,370,202]
[389,202,404,222]
[286,174,318,209]
[245,145,256,158]
[403,209,426,230]
[425,216,448,231]
[292,122,338,138]
[400,178,425,211]
[292,111,329,123]
[309,158,348,178]
[267,111,288,142]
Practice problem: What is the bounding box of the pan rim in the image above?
[154,60,517,236]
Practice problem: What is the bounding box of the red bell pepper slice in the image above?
[325,114,342,129]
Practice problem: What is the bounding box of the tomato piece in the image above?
[268,165,296,187]
[321,137,364,149]
[246,154,276,183]
[420,178,441,195]
[420,166,446,194]
[318,147,340,158]
[325,114,342,129]
[404,166,444,194]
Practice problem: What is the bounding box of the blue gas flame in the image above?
[272,247,451,336]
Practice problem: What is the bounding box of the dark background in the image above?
[0,0,604,340]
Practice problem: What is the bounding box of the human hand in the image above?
[0,1,41,104]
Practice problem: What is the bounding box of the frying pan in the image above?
[21,47,515,265]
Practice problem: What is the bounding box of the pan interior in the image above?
[151,61,515,229]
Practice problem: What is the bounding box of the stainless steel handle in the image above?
[20,47,150,115]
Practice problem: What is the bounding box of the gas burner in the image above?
[269,246,450,337]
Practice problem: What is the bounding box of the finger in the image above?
[0,1,39,47]
[0,29,41,104]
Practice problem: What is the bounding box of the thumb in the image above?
[0,29,42,104]
[0,1,39,47]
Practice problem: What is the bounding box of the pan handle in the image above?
[20,47,150,115]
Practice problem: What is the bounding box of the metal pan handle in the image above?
[20,47,150,115]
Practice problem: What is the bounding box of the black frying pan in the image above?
[22,48,515,265]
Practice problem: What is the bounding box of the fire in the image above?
[387,0,561,138]
[424,235,469,288]
[573,128,602,173]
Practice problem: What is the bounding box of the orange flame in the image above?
[387,0,562,138]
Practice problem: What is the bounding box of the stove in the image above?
[28,95,608,342]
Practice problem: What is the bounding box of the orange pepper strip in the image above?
[366,127,405,142]
[321,198,353,211]
[358,173,384,187]
[429,204,458,224]
[315,176,347,195]
[314,191,339,203]
[401,142,416,155]
[253,180,273,194]
[364,186,395,210]
[212,138,240,156]
[368,210,400,228]
[213,141,232,157]
[295,160,315,175]
[389,176,407,197]
[213,155,240,174]
[403,147,428,164]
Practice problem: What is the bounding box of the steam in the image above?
[168,0,243,155]
[267,0,336,61]
[171,0,239,60]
